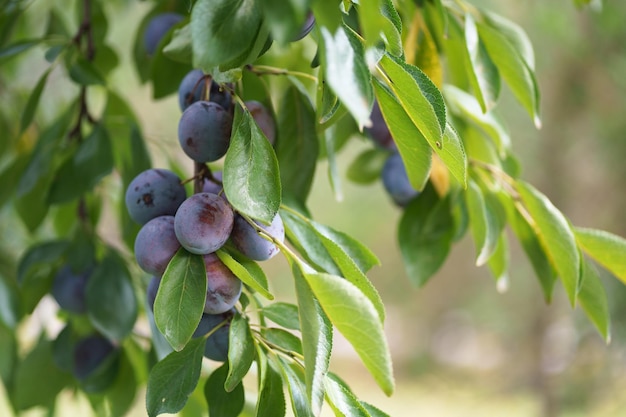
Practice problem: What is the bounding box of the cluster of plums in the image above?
[366,101,420,207]
[125,65,284,361]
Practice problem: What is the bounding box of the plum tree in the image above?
[381,152,418,207]
[174,193,234,255]
[177,101,233,162]
[178,69,232,112]
[203,253,242,315]
[125,169,187,225]
[230,213,284,261]
[143,12,183,55]
[51,265,92,314]
[134,216,180,276]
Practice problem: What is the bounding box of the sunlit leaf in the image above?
[225,314,256,392]
[575,227,626,284]
[216,250,273,300]
[578,259,610,342]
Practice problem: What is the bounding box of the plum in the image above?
[203,253,242,314]
[178,69,232,112]
[125,169,186,225]
[365,100,397,151]
[192,309,235,362]
[146,275,161,312]
[73,335,116,381]
[134,216,180,276]
[245,100,276,145]
[178,101,233,163]
[381,152,419,206]
[174,193,234,254]
[51,265,92,314]
[143,12,183,56]
[230,213,284,261]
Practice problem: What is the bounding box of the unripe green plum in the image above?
[125,169,186,225]
[174,193,234,255]
[203,253,242,314]
[178,101,233,163]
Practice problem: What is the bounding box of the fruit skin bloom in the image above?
[178,101,233,163]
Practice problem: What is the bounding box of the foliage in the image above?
[0,0,620,416]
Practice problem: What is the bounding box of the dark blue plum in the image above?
[143,12,183,56]
[178,101,233,163]
[365,101,397,151]
[293,11,315,41]
[192,309,235,362]
[147,276,161,312]
[381,152,419,207]
[203,253,242,314]
[178,69,232,112]
[51,265,92,314]
[230,214,284,261]
[245,100,276,145]
[134,215,180,276]
[125,169,187,225]
[174,193,234,254]
[73,335,116,381]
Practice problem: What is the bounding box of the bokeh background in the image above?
[1,0,626,416]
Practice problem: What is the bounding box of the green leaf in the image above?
[575,228,626,285]
[360,401,391,417]
[0,273,21,330]
[578,259,610,342]
[224,110,281,224]
[0,325,17,388]
[47,124,114,204]
[303,271,394,396]
[444,84,510,156]
[146,337,205,417]
[263,328,303,355]
[465,180,501,266]
[487,233,510,291]
[398,184,455,287]
[356,0,386,50]
[163,24,192,64]
[216,250,273,300]
[86,252,138,341]
[20,67,52,133]
[463,13,500,113]
[256,360,286,417]
[276,357,313,417]
[275,86,319,205]
[149,27,192,99]
[380,0,403,56]
[516,181,580,306]
[262,302,301,331]
[205,363,245,417]
[154,249,207,351]
[258,0,310,44]
[347,148,389,185]
[13,338,73,410]
[191,0,263,70]
[373,80,432,191]
[481,10,535,70]
[477,23,541,127]
[88,349,138,417]
[69,58,107,85]
[324,374,370,417]
[320,25,373,129]
[225,314,256,392]
[0,38,42,61]
[293,264,332,415]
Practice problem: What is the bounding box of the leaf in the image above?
[69,58,107,85]
[463,13,500,112]
[347,148,389,185]
[275,86,319,205]
[487,233,510,291]
[263,328,303,355]
[154,249,207,351]
[216,250,273,300]
[86,252,138,341]
[0,38,42,61]
[191,0,263,70]
[398,184,455,287]
[373,80,432,191]
[303,271,394,396]
[575,227,626,285]
[293,264,332,415]
[516,181,581,306]
[0,325,17,388]
[0,274,20,329]
[146,337,205,417]
[205,363,245,417]
[276,358,313,417]
[262,302,301,331]
[258,0,310,44]
[20,67,52,133]
[360,401,391,417]
[465,180,501,266]
[477,23,541,128]
[481,10,535,70]
[444,84,510,155]
[356,0,386,50]
[47,124,114,204]
[225,314,256,392]
[149,28,194,99]
[224,110,281,224]
[320,25,373,129]
[578,259,610,342]
[91,349,138,417]
[256,360,286,417]
[324,374,370,417]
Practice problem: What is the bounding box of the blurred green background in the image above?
[2,0,626,416]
